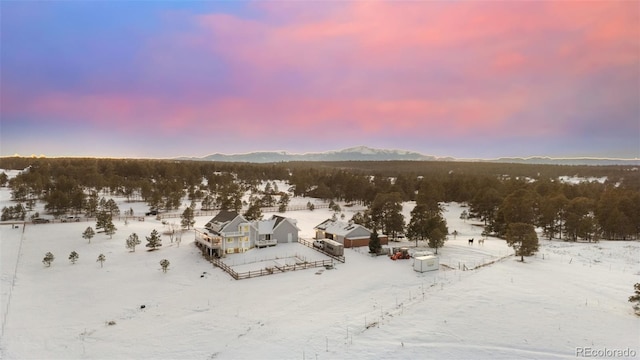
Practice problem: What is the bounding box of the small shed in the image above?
[413,255,439,272]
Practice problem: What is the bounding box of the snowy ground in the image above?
[1,181,639,359]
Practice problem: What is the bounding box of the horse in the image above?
[468,238,474,245]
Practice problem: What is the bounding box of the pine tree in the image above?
[369,230,381,254]
[126,233,141,252]
[42,252,54,267]
[278,193,290,213]
[505,222,539,261]
[159,259,170,273]
[180,206,195,229]
[69,251,79,264]
[146,229,162,250]
[629,283,640,316]
[97,254,106,268]
[243,201,262,221]
[104,220,117,239]
[82,226,95,244]
[427,227,447,255]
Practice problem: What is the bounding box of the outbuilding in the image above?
[314,219,388,248]
[413,255,439,272]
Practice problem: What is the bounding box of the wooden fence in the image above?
[207,255,334,280]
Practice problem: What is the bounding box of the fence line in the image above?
[206,254,333,280]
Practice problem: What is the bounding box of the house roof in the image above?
[314,219,370,237]
[211,210,239,223]
[205,210,243,234]
[256,215,301,235]
[258,218,277,235]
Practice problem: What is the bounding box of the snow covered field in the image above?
[1,182,639,359]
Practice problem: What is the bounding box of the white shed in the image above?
[413,255,439,272]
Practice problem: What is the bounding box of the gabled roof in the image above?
[256,215,301,235]
[211,210,239,223]
[314,219,370,237]
[205,210,243,234]
[272,215,301,231]
[258,218,277,235]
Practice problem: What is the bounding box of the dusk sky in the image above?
[1,1,638,159]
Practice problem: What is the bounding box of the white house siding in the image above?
[273,220,299,243]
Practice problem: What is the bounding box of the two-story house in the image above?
[195,211,300,257]
[196,211,256,256]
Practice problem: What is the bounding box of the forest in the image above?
[0,156,638,241]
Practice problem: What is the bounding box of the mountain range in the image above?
[177,146,639,166]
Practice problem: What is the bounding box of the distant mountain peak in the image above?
[174,147,639,165]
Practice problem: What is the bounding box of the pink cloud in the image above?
[3,0,637,155]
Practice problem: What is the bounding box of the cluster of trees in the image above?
[42,250,167,272]
[353,184,449,254]
[469,178,639,241]
[43,226,172,272]
[1,157,638,242]
[41,251,106,267]
[1,203,27,221]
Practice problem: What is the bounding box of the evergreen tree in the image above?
[82,227,96,244]
[369,192,404,237]
[243,199,262,221]
[629,283,640,316]
[126,233,141,252]
[201,194,216,210]
[146,229,162,250]
[104,220,117,239]
[505,223,539,261]
[278,193,290,213]
[42,252,54,267]
[180,206,195,229]
[103,198,121,217]
[68,251,79,264]
[369,229,381,254]
[407,204,448,252]
[407,204,431,245]
[159,259,170,273]
[97,253,106,268]
[84,191,99,217]
[427,227,447,255]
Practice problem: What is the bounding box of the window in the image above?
[227,238,234,243]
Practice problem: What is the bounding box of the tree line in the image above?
[1,157,638,241]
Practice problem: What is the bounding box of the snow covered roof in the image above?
[256,215,301,235]
[314,219,369,237]
[205,210,243,233]
[258,218,277,235]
